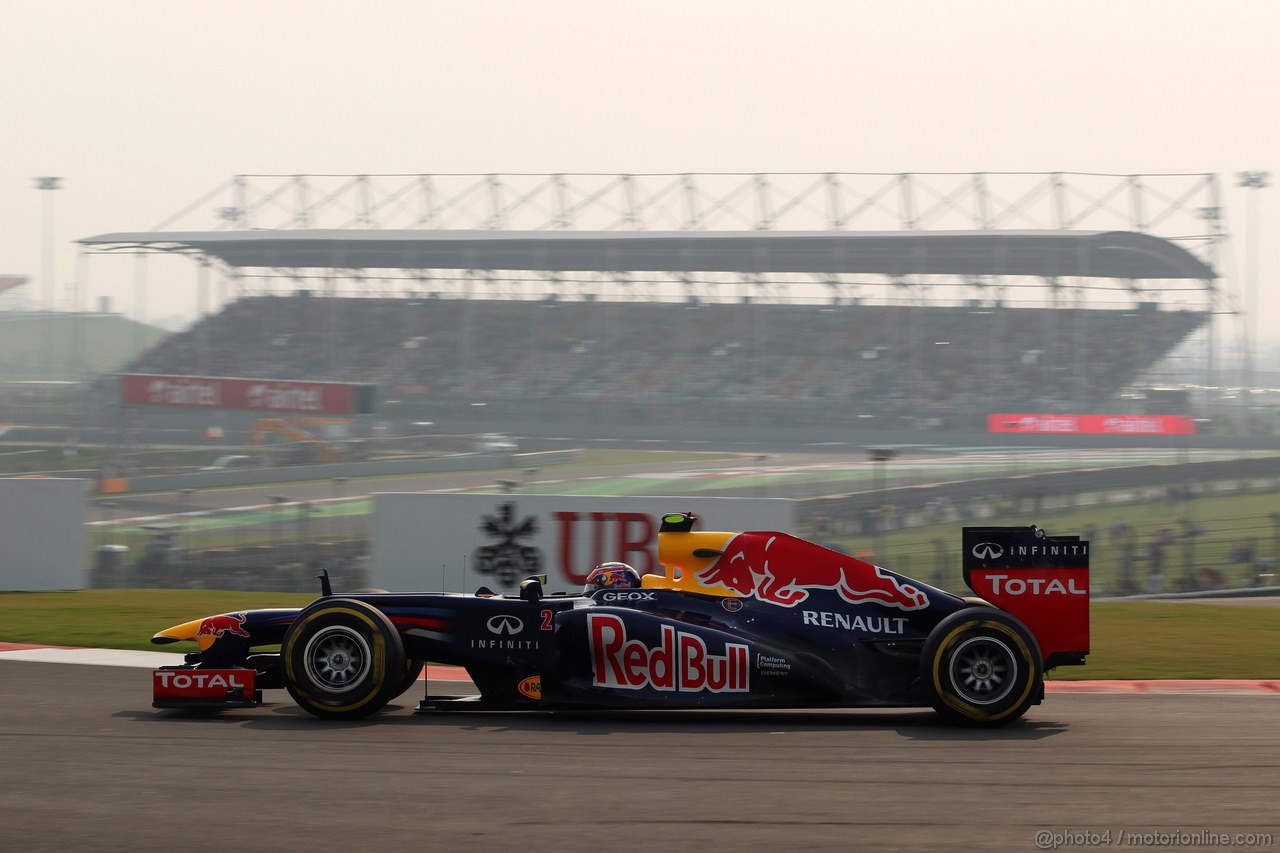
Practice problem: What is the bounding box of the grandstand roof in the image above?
[78,229,1217,280]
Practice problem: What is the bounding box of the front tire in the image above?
[921,608,1041,726]
[281,598,406,720]
[394,659,425,700]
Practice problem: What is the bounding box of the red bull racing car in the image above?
[151,513,1090,726]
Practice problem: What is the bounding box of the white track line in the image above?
[0,648,184,668]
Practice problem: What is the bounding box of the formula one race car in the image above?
[151,513,1090,726]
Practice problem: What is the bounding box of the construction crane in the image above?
[249,418,342,464]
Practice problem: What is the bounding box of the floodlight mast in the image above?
[1237,171,1270,400]
[34,176,63,376]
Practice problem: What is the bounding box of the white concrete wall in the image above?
[0,478,88,590]
[371,495,792,594]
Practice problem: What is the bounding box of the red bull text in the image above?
[589,614,749,693]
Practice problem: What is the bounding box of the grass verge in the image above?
[1057,601,1280,680]
[0,589,314,651]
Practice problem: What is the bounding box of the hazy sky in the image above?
[2,0,1278,353]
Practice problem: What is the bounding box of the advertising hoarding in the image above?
[0,478,87,590]
[120,373,374,415]
[987,414,1195,436]
[371,495,793,594]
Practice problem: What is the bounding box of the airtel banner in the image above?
[988,414,1195,436]
[120,373,360,415]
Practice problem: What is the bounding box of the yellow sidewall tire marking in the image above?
[932,619,1035,723]
[285,606,388,713]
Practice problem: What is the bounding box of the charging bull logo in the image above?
[196,613,251,639]
[696,533,928,611]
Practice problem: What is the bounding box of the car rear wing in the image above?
[962,526,1090,669]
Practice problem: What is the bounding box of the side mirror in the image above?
[519,575,545,602]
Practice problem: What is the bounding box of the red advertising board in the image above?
[153,668,256,702]
[120,374,361,415]
[988,413,1195,436]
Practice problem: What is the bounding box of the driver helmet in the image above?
[583,561,642,595]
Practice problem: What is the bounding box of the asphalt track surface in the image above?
[95,445,1220,517]
[3,661,1278,853]
[98,449,822,517]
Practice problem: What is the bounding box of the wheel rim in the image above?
[948,635,1017,705]
[303,625,372,691]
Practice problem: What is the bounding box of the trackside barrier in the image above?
[111,450,580,494]
[792,455,1280,529]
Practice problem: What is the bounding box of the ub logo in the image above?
[473,502,543,587]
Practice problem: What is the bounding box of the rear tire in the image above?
[281,598,406,720]
[921,608,1041,726]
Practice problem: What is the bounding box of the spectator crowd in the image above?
[119,294,1205,431]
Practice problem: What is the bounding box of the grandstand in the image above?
[77,172,1239,440]
[111,294,1207,434]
